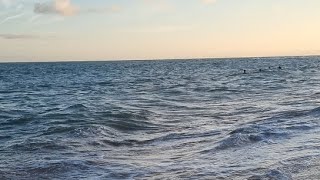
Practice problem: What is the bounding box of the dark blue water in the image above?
[1,57,320,179]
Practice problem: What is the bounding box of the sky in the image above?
[1,0,320,61]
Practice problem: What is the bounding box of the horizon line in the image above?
[1,54,320,64]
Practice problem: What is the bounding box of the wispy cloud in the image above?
[0,0,26,23]
[0,12,25,25]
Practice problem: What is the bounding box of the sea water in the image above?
[0,57,320,179]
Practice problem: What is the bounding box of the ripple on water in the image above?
[9,140,69,152]
[1,59,320,179]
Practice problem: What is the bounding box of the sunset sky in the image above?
[1,0,320,61]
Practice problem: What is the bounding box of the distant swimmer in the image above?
[278,66,282,70]
[259,69,262,72]
[243,70,247,74]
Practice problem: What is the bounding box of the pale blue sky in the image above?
[1,0,320,61]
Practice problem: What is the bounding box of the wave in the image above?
[64,104,88,111]
[248,169,292,180]
[248,155,320,180]
[40,110,160,140]
[92,110,160,132]
[70,125,116,138]
[3,160,93,180]
[308,106,320,116]
[42,126,76,136]
[105,119,158,132]
[99,139,144,147]
[215,133,264,150]
[1,116,35,126]
[76,127,221,147]
[214,106,320,151]
[9,140,69,152]
[215,125,288,150]
[273,106,320,119]
[0,135,11,140]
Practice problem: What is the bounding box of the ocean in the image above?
[0,57,320,179]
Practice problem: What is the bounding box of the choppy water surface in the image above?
[1,57,320,179]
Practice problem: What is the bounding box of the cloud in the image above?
[0,34,39,39]
[34,0,121,16]
[0,12,25,25]
[34,0,77,16]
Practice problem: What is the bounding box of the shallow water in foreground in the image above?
[0,57,320,179]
